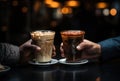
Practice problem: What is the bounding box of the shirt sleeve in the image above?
[98,36,120,61]
[0,43,20,66]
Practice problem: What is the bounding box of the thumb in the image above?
[76,39,89,51]
[76,43,85,51]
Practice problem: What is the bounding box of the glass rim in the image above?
[30,30,55,33]
[60,30,85,35]
[30,30,55,35]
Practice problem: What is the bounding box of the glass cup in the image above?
[60,30,85,63]
[30,30,55,63]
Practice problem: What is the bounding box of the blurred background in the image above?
[0,0,120,47]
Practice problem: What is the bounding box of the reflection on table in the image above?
[0,60,120,81]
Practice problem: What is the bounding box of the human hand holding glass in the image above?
[60,39,101,60]
[60,30,86,63]
[19,39,56,64]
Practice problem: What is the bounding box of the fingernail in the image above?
[37,47,41,50]
[76,46,81,50]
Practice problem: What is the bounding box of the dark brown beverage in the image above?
[61,30,85,62]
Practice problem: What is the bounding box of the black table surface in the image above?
[0,59,120,81]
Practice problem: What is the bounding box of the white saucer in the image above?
[0,65,11,73]
[58,58,88,65]
[28,59,58,66]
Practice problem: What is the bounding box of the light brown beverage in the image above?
[31,30,55,63]
[61,30,85,62]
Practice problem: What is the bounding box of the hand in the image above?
[76,39,101,59]
[19,39,56,64]
[60,39,101,59]
[19,39,40,64]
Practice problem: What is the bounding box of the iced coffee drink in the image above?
[61,30,85,63]
[31,30,55,63]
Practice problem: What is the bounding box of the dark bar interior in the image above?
[0,0,120,47]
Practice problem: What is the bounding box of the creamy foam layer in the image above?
[31,30,55,40]
[61,30,85,36]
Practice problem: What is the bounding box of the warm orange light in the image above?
[33,1,41,12]
[44,0,53,5]
[96,77,100,81]
[96,2,108,9]
[1,26,8,32]
[110,8,117,16]
[61,7,72,14]
[12,1,18,6]
[22,7,28,13]
[65,1,80,7]
[47,1,60,8]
